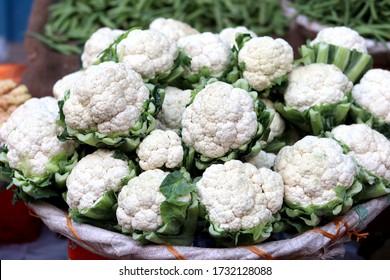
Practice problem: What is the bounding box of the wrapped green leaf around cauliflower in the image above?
[58,61,164,152]
[274,63,353,135]
[157,86,192,133]
[95,28,188,84]
[196,160,284,247]
[116,169,198,246]
[274,136,361,232]
[66,149,136,229]
[349,69,390,138]
[0,97,79,202]
[299,26,372,84]
[177,32,233,87]
[136,129,184,171]
[181,80,274,170]
[330,124,390,202]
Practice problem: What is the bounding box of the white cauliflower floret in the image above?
[352,69,390,123]
[331,124,390,181]
[117,169,177,232]
[238,36,293,92]
[66,149,130,211]
[181,81,257,158]
[63,61,149,135]
[196,160,284,232]
[284,63,353,112]
[52,70,84,100]
[219,26,257,47]
[136,129,184,170]
[116,29,179,80]
[311,26,367,53]
[157,86,191,132]
[245,150,276,169]
[261,99,285,142]
[149,17,199,42]
[274,136,357,207]
[0,97,77,176]
[81,27,125,68]
[177,32,232,77]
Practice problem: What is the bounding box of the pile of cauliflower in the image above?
[1,19,389,248]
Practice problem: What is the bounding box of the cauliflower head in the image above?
[238,36,293,92]
[219,26,257,47]
[177,32,232,78]
[117,169,170,232]
[66,149,131,212]
[1,97,77,176]
[116,29,179,80]
[196,160,283,245]
[331,124,390,181]
[149,17,199,42]
[274,136,356,207]
[81,27,125,69]
[311,26,367,53]
[157,86,191,132]
[181,81,258,159]
[52,70,84,100]
[352,69,390,123]
[136,129,184,171]
[284,63,353,112]
[63,61,150,135]
[245,150,276,169]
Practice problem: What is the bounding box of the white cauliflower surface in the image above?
[331,124,390,181]
[81,27,125,69]
[219,26,257,47]
[52,70,84,100]
[66,149,130,211]
[238,36,293,92]
[63,61,150,135]
[116,29,179,80]
[177,32,232,77]
[181,81,258,158]
[0,97,77,176]
[311,26,368,53]
[245,150,276,169]
[136,129,184,170]
[274,136,357,207]
[284,63,353,112]
[149,17,199,42]
[157,86,191,132]
[196,160,284,232]
[352,69,390,123]
[116,169,171,232]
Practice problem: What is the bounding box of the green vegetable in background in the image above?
[34,0,288,55]
[290,0,390,44]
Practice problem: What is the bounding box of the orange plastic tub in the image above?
[0,63,27,83]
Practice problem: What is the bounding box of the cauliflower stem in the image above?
[274,94,352,135]
[299,42,373,83]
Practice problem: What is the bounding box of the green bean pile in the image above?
[290,0,390,44]
[34,0,288,55]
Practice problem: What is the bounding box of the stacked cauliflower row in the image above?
[1,18,390,247]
